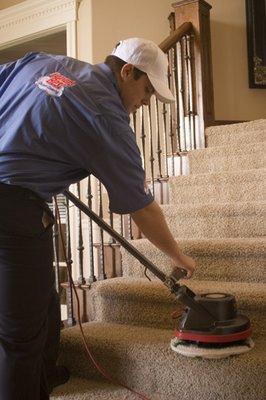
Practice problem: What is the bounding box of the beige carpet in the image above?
[54,119,266,400]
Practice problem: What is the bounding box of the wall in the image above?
[0,0,24,9]
[209,0,266,120]
[77,0,171,64]
[1,0,265,120]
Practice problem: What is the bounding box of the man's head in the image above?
[105,37,174,114]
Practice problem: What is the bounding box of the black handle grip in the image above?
[170,268,187,281]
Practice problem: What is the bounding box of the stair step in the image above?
[188,141,265,174]
[121,237,266,284]
[51,376,146,400]
[88,277,266,331]
[205,120,266,147]
[59,321,266,400]
[169,168,265,205]
[161,202,265,238]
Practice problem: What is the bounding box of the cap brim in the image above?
[148,74,175,103]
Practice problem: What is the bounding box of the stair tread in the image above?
[59,321,266,400]
[51,376,145,400]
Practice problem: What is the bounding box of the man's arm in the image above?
[130,200,196,278]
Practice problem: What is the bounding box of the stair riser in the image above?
[122,248,265,284]
[91,290,265,332]
[169,175,264,205]
[164,211,265,238]
[189,150,265,174]
[206,129,266,148]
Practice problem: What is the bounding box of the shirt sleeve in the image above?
[88,113,154,214]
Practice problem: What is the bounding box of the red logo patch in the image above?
[35,72,76,97]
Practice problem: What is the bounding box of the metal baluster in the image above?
[187,33,197,149]
[178,38,187,151]
[155,98,162,179]
[52,197,60,294]
[76,183,85,284]
[97,181,106,280]
[167,51,175,176]
[140,106,146,171]
[184,35,194,149]
[173,43,181,153]
[86,176,96,284]
[183,35,192,150]
[162,103,169,178]
[65,197,76,326]
[147,104,155,195]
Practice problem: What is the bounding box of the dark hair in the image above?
[104,55,146,80]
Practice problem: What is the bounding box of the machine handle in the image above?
[170,268,187,281]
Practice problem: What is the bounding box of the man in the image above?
[0,37,196,399]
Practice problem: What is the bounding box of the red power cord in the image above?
[54,197,151,400]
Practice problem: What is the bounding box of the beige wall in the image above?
[1,0,265,120]
[209,0,266,120]
[77,0,266,121]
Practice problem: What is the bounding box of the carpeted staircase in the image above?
[52,120,266,400]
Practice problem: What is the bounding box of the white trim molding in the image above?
[0,0,82,54]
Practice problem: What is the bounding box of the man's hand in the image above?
[170,253,196,279]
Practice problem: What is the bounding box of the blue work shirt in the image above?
[0,52,153,214]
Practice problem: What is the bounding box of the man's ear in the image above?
[120,63,134,81]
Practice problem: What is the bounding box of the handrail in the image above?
[159,22,193,52]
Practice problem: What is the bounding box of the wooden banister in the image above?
[159,22,193,52]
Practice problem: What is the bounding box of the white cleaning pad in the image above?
[170,337,254,359]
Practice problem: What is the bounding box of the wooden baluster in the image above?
[65,197,76,326]
[86,176,96,284]
[76,183,85,285]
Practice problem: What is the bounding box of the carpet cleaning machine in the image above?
[65,191,254,359]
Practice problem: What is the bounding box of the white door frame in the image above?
[0,0,82,57]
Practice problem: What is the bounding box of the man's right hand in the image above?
[170,253,196,279]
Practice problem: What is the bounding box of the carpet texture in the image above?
[54,119,266,400]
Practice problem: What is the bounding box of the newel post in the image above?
[172,0,215,140]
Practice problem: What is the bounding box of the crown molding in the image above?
[0,0,82,48]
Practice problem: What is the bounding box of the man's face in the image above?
[119,64,155,114]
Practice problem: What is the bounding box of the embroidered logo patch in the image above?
[35,72,76,97]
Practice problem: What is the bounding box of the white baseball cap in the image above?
[112,37,175,103]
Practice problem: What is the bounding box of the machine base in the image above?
[170,337,254,359]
